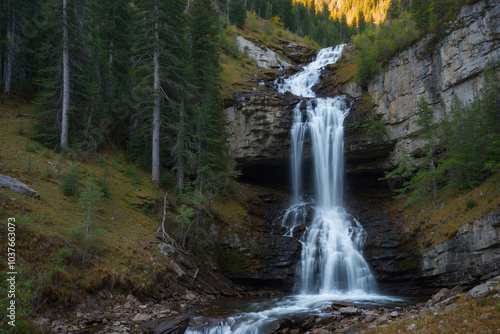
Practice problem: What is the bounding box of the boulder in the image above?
[141,315,189,334]
[0,174,40,198]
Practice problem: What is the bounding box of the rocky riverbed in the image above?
[39,276,500,333]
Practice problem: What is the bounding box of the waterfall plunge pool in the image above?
[185,293,428,333]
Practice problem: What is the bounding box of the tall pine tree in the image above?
[189,0,234,195]
[132,0,188,186]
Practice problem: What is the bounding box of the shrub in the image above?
[465,198,476,210]
[62,164,80,196]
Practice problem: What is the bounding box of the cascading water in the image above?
[186,45,384,334]
[278,45,377,295]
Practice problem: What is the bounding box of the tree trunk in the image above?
[61,0,70,152]
[3,1,14,96]
[177,98,185,193]
[151,3,161,187]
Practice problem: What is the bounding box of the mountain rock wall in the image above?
[349,1,500,171]
[226,1,499,181]
[421,211,500,288]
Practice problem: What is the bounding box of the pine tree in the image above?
[132,0,188,187]
[189,0,234,196]
[229,0,247,28]
[2,0,36,97]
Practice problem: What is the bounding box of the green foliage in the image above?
[381,98,444,203]
[62,164,80,196]
[354,12,418,86]
[229,0,247,28]
[220,27,240,58]
[361,114,388,141]
[0,267,45,333]
[465,198,477,209]
[383,67,500,204]
[25,139,41,152]
[441,66,500,190]
[74,175,104,265]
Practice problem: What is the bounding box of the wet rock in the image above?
[339,307,359,315]
[331,301,356,309]
[144,315,190,334]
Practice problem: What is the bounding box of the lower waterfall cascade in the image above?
[186,44,391,334]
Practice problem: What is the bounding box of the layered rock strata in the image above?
[422,211,500,288]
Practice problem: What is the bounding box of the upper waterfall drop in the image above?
[276,45,344,97]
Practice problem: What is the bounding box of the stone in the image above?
[426,288,454,307]
[141,315,189,334]
[182,293,197,301]
[407,323,416,331]
[479,313,492,320]
[389,311,399,317]
[132,313,151,323]
[338,307,358,315]
[237,36,292,69]
[445,304,458,312]
[332,301,356,309]
[435,296,460,308]
[0,173,40,198]
[466,283,493,300]
[82,314,104,324]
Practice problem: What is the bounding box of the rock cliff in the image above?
[225,1,499,192]
[421,211,500,288]
[343,1,500,175]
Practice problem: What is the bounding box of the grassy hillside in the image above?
[0,100,181,329]
[219,14,318,104]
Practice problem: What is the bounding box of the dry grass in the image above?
[378,174,500,251]
[360,294,500,334]
[0,99,169,302]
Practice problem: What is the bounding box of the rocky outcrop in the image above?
[237,36,292,68]
[217,186,302,290]
[347,198,421,293]
[421,211,500,288]
[226,1,499,187]
[225,91,300,167]
[346,1,500,171]
[219,231,302,289]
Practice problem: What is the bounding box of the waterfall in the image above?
[186,45,380,334]
[278,45,377,294]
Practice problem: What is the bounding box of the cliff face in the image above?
[349,1,500,171]
[421,211,500,288]
[226,1,499,181]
